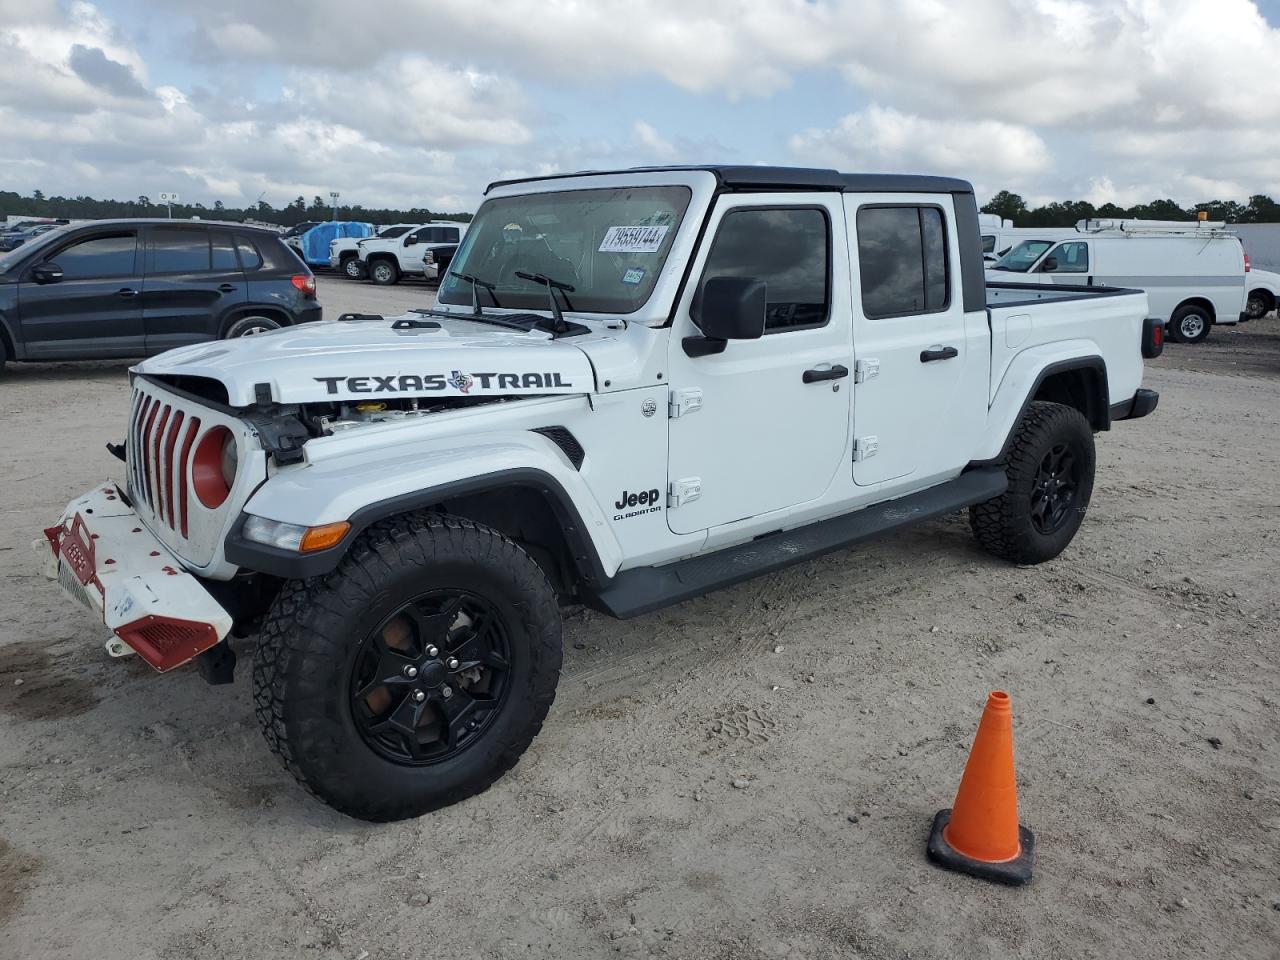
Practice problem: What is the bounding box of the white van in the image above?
[986,220,1247,343]
[983,227,1079,263]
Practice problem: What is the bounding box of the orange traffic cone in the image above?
[927,690,1034,886]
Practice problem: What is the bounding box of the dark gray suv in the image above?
[0,219,322,370]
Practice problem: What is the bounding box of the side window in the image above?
[407,228,430,244]
[236,236,263,270]
[697,207,830,333]
[211,231,238,271]
[47,233,137,280]
[444,227,460,242]
[856,206,951,318]
[1049,241,1089,273]
[149,228,210,274]
[982,234,996,254]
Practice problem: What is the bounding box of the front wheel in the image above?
[252,514,563,821]
[342,257,365,280]
[970,401,1096,564]
[224,315,281,338]
[369,259,399,285]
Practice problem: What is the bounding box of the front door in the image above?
[142,226,247,353]
[846,196,986,487]
[1040,240,1092,286]
[17,229,144,359]
[665,195,853,535]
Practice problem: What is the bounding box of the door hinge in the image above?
[668,477,702,508]
[854,359,880,384]
[853,436,879,461]
[669,387,703,419]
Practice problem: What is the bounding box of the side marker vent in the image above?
[531,426,585,470]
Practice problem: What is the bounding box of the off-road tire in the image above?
[369,258,399,285]
[224,315,281,338]
[1168,304,1212,344]
[252,513,563,821]
[341,256,365,280]
[969,401,1096,564]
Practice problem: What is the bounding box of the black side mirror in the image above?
[1041,256,1059,272]
[404,236,419,247]
[684,277,767,357]
[31,263,64,284]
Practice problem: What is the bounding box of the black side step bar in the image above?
[584,468,1007,620]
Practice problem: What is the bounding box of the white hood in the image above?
[136,313,597,407]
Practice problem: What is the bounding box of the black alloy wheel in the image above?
[351,590,511,765]
[1029,443,1079,535]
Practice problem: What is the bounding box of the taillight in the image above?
[1244,253,1251,273]
[1142,317,1164,359]
[291,274,317,297]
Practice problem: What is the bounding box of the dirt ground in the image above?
[1,279,1278,960]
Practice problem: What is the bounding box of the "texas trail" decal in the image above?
[314,372,574,395]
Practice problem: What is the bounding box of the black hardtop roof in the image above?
[486,164,974,196]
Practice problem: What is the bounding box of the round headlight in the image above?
[193,426,235,508]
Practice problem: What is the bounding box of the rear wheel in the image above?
[252,514,563,821]
[342,256,365,280]
[369,259,399,285]
[1168,304,1212,344]
[970,401,1096,564]
[224,315,281,338]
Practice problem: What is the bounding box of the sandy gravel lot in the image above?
[1,279,1278,960]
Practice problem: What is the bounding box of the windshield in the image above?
[0,226,65,270]
[990,240,1054,272]
[378,226,411,238]
[438,185,692,314]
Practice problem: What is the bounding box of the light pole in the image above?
[329,191,340,221]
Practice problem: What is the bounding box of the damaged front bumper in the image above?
[33,482,233,672]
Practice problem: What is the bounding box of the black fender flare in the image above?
[969,356,1109,468]
[224,467,611,585]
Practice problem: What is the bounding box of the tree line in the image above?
[0,190,472,227]
[982,190,1280,226]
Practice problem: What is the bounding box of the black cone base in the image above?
[926,808,1034,886]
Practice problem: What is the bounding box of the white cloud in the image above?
[789,106,1051,182]
[4,0,1280,213]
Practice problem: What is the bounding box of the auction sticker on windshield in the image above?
[600,225,669,253]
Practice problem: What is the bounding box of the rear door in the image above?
[15,228,144,358]
[847,196,988,487]
[142,226,247,353]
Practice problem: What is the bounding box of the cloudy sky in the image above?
[3,0,1280,213]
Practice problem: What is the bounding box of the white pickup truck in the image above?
[328,224,419,280]
[358,221,466,285]
[35,165,1161,821]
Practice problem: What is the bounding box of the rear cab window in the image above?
[696,207,831,333]
[856,206,950,318]
[147,227,211,274]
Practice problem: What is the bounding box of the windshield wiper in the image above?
[449,270,501,314]
[515,271,575,333]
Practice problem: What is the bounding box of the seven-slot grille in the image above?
[126,381,205,540]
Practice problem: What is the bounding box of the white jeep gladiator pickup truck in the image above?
[35,165,1161,821]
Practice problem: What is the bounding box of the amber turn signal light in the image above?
[299,521,350,553]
